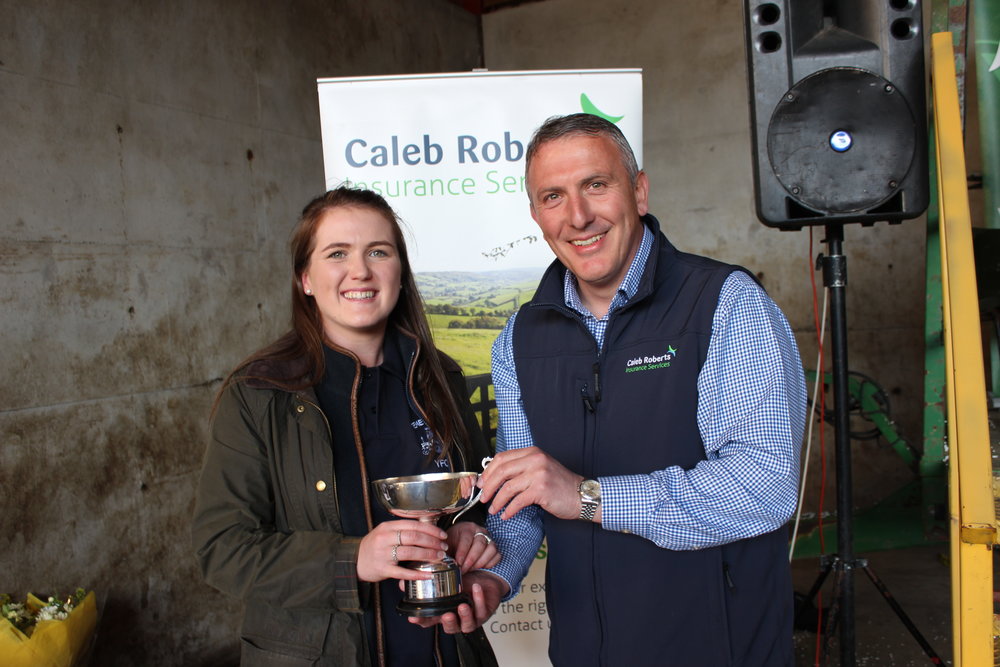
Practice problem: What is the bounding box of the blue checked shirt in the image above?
[485,225,807,597]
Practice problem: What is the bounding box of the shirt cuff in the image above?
[598,474,654,536]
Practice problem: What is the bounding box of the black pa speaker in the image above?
[743,0,928,229]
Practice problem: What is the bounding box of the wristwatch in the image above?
[578,479,602,521]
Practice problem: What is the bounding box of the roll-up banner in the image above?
[318,69,642,666]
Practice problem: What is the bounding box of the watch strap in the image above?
[578,479,601,521]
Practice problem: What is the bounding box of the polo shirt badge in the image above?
[411,417,450,468]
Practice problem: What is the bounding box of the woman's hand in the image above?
[356,520,450,583]
[447,522,500,574]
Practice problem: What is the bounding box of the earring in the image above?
[305,289,313,295]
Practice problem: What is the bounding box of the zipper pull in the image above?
[581,383,595,413]
[592,362,602,403]
[723,563,736,590]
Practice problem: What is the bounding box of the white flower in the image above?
[37,605,56,621]
[1,588,87,635]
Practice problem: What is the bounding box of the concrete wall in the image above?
[0,1,479,664]
[483,0,927,514]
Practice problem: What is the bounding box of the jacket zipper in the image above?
[580,318,617,664]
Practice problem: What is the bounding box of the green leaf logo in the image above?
[580,93,624,124]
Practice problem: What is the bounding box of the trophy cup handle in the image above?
[450,457,492,524]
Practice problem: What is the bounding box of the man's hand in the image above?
[447,522,501,573]
[477,446,583,521]
[409,570,508,633]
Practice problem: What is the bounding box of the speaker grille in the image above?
[767,67,917,214]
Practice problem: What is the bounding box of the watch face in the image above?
[580,479,601,501]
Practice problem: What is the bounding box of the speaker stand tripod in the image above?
[794,224,943,666]
[796,553,944,665]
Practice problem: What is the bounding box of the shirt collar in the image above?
[322,326,409,382]
[563,223,654,318]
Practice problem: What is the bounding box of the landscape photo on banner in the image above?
[317,69,643,667]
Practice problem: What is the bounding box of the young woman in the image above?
[193,187,498,666]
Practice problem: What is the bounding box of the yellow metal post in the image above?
[931,31,995,666]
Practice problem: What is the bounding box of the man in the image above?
[424,113,807,666]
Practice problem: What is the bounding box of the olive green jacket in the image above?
[192,332,495,666]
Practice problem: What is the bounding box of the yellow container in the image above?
[0,591,97,667]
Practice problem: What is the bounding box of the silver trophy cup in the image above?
[371,470,484,617]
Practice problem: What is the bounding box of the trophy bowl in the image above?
[372,471,480,520]
[371,471,483,617]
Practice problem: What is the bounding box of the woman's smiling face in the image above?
[301,205,402,352]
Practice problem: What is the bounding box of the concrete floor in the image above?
[791,542,954,666]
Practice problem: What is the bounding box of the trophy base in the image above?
[397,592,471,618]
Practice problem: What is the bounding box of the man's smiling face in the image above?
[527,133,649,314]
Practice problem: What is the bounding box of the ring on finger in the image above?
[473,531,492,545]
[396,530,402,547]
[391,544,399,564]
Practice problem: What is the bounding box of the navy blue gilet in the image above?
[512,215,793,667]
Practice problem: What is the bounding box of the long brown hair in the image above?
[214,187,468,458]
